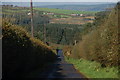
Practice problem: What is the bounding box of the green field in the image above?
[3,7,97,16]
[34,8,97,15]
[2,7,29,15]
[3,9,28,13]
[65,57,118,78]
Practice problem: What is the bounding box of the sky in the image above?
[1,0,119,2]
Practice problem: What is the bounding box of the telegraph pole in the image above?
[44,23,46,43]
[30,0,34,37]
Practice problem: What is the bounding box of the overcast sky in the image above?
[1,0,119,2]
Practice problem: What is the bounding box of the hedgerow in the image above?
[2,22,57,78]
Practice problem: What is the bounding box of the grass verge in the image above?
[65,57,119,78]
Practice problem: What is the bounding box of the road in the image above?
[26,49,88,80]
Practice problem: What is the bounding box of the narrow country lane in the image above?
[26,49,88,80]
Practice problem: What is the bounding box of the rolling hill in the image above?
[37,3,115,11]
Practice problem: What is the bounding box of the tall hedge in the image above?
[2,22,57,78]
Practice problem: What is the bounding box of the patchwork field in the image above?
[50,16,94,24]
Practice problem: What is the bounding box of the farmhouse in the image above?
[80,14,83,16]
[71,14,78,16]
[47,12,54,15]
[71,14,85,17]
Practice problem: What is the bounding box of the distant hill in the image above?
[2,2,116,11]
[37,4,116,11]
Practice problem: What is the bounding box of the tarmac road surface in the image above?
[26,49,88,80]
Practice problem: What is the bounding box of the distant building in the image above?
[47,13,54,15]
[71,14,78,16]
[43,12,46,15]
[71,14,85,17]
[80,14,83,17]
[28,12,31,16]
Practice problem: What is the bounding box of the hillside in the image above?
[34,8,97,15]
[38,3,115,11]
[69,3,119,67]
[3,2,115,11]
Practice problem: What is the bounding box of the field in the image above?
[3,7,97,15]
[3,6,95,25]
[34,8,96,24]
[51,17,94,24]
[34,8,97,15]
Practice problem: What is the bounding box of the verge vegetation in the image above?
[66,57,118,78]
